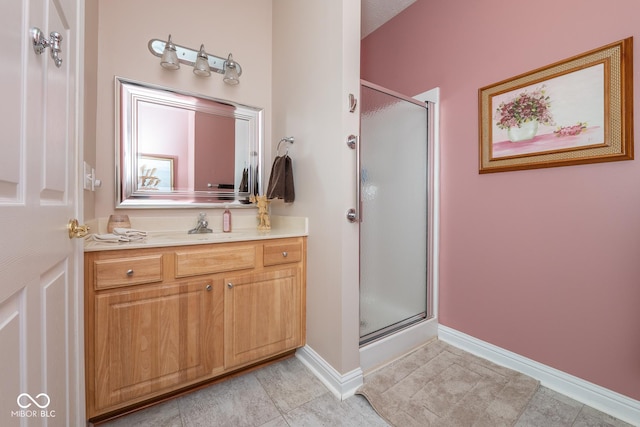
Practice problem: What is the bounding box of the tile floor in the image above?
[97,356,634,427]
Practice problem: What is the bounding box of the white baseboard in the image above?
[439,325,640,426]
[296,345,363,400]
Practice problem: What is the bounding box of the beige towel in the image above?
[90,228,147,243]
[113,228,147,240]
[90,233,128,243]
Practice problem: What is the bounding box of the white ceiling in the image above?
[361,0,417,38]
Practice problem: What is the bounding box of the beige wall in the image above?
[272,1,361,374]
[87,0,362,377]
[92,0,273,219]
[83,0,98,221]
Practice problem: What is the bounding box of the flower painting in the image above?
[491,65,606,159]
[494,85,555,132]
[478,38,633,173]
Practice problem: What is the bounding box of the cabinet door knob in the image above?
[126,269,134,276]
[206,284,212,291]
[227,283,233,289]
[282,251,288,258]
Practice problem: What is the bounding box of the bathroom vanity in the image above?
[84,226,306,420]
[83,77,307,421]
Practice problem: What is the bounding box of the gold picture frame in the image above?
[479,38,633,173]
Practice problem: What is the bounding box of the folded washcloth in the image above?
[90,233,129,243]
[90,228,148,243]
[112,228,148,240]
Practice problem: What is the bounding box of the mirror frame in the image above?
[115,77,264,208]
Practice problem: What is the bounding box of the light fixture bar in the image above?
[148,38,242,77]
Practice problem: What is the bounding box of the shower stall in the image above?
[358,80,436,354]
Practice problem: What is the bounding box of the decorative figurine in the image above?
[250,194,271,231]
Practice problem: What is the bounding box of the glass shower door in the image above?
[359,81,429,344]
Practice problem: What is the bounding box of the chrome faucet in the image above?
[188,212,213,234]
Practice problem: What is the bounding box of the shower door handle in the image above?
[346,134,360,223]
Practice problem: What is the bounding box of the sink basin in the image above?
[147,230,253,244]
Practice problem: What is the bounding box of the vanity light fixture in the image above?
[193,45,211,77]
[160,34,179,70]
[148,35,242,84]
[223,54,239,85]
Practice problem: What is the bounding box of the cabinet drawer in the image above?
[263,241,302,266]
[175,246,256,278]
[93,255,163,290]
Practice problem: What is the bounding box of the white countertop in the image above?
[84,215,308,252]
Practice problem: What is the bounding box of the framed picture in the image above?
[137,154,175,191]
[479,38,633,173]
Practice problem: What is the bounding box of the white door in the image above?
[0,0,83,425]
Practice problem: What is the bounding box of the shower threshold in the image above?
[359,312,427,346]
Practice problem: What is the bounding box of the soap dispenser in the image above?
[222,206,232,232]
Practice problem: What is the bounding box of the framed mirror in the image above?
[115,77,263,208]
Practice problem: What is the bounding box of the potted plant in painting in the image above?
[494,86,555,142]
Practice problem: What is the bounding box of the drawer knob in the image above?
[206,284,212,292]
[282,251,288,258]
[227,283,234,289]
[126,269,134,276]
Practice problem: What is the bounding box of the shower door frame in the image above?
[358,80,436,346]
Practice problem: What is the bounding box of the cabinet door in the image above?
[92,279,224,414]
[224,267,302,368]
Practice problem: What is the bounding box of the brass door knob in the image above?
[68,219,90,239]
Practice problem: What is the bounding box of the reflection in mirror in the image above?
[116,77,263,208]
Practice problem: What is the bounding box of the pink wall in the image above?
[194,112,235,191]
[362,0,640,400]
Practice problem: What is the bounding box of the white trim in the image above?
[296,345,363,400]
[439,325,640,426]
[360,317,438,374]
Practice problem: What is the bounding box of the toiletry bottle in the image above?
[223,206,232,232]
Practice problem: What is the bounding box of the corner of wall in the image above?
[296,345,363,400]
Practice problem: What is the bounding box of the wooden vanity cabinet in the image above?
[84,237,306,420]
[224,266,302,368]
[91,278,224,415]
